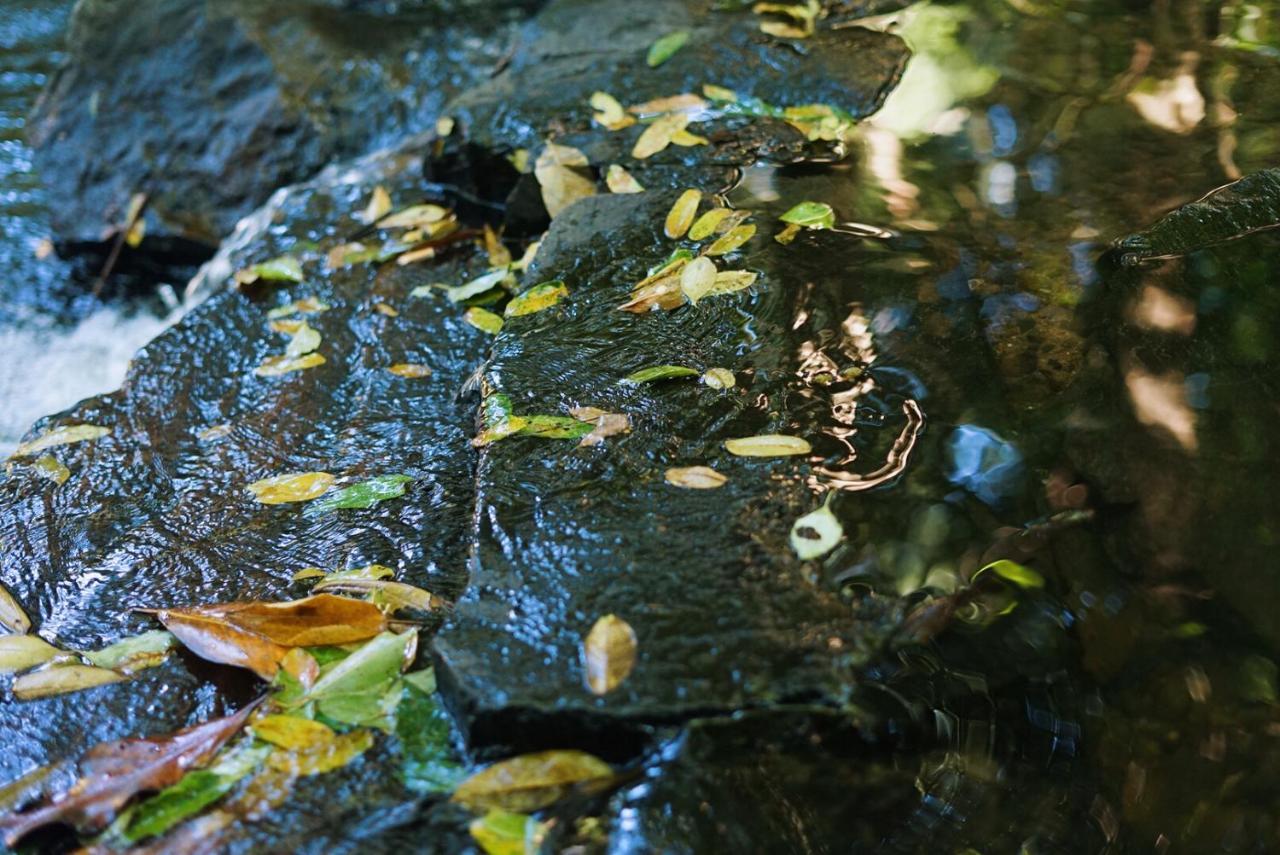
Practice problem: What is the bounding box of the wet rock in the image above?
[28,0,542,249]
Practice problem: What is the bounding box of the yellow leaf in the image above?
[13,665,124,700]
[663,189,701,239]
[378,204,449,229]
[534,143,596,218]
[627,94,707,116]
[284,321,321,358]
[0,583,31,634]
[247,472,335,504]
[254,353,326,376]
[724,435,812,457]
[678,256,717,305]
[688,208,731,241]
[266,728,373,776]
[605,164,644,194]
[588,92,635,130]
[387,363,433,378]
[32,455,70,486]
[374,302,400,317]
[252,715,336,750]
[0,635,61,673]
[705,223,757,256]
[268,297,330,319]
[707,270,759,298]
[631,113,689,160]
[11,424,108,458]
[360,185,392,224]
[670,129,709,147]
[582,614,637,695]
[452,751,614,812]
[483,224,513,268]
[701,368,736,389]
[664,466,728,489]
[505,281,568,318]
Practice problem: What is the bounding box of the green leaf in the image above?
[779,201,835,229]
[447,267,514,303]
[505,281,568,318]
[116,743,269,843]
[245,255,304,283]
[623,365,699,384]
[398,679,465,794]
[974,559,1044,589]
[302,474,413,517]
[85,630,174,673]
[517,416,594,440]
[470,809,546,855]
[646,30,690,67]
[0,635,64,674]
[295,631,417,730]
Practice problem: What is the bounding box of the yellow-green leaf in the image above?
[707,270,759,297]
[470,809,546,855]
[233,255,303,286]
[85,630,174,674]
[605,164,644,194]
[701,368,735,389]
[360,185,393,225]
[724,434,811,457]
[975,559,1045,589]
[705,223,756,256]
[664,189,701,239]
[465,306,505,334]
[505,281,568,318]
[678,256,717,305]
[0,635,62,673]
[779,201,835,229]
[534,144,596,218]
[266,728,373,776]
[254,353,326,376]
[664,466,727,489]
[13,665,124,700]
[247,472,335,504]
[378,204,449,230]
[688,208,732,241]
[12,424,108,458]
[312,578,447,614]
[789,499,843,560]
[32,455,70,485]
[387,363,433,378]
[252,715,336,750]
[0,583,31,634]
[284,322,320,358]
[631,113,689,160]
[452,750,614,812]
[583,615,636,695]
[623,365,699,384]
[646,30,689,67]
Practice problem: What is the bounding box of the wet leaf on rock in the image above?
[398,673,465,794]
[571,409,631,447]
[0,583,31,634]
[724,434,812,456]
[646,30,689,67]
[679,255,717,304]
[623,365,699,384]
[0,704,256,844]
[388,363,433,378]
[233,255,304,287]
[360,185,393,225]
[470,809,547,855]
[452,750,614,812]
[254,353,326,376]
[670,128,709,147]
[283,321,320,358]
[518,415,595,440]
[374,302,400,317]
[534,143,596,218]
[664,189,702,239]
[701,368,735,389]
[302,474,412,517]
[589,92,635,130]
[312,579,448,615]
[11,424,108,459]
[12,665,124,700]
[582,614,636,695]
[267,728,372,776]
[0,635,62,673]
[789,497,843,560]
[628,93,707,117]
[85,630,174,674]
[605,164,644,194]
[441,267,515,303]
[32,454,70,485]
[378,204,449,230]
[252,715,336,751]
[267,297,330,319]
[291,630,418,730]
[688,208,732,240]
[247,472,335,504]
[465,306,505,334]
[665,466,728,489]
[631,113,690,160]
[705,223,756,256]
[505,281,568,317]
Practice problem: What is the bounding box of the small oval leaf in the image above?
[583,614,637,695]
[247,472,335,504]
[505,281,568,318]
[452,750,614,812]
[664,189,701,239]
[623,365,699,384]
[13,665,124,700]
[679,256,717,305]
[724,435,812,457]
[664,466,728,489]
[790,501,844,560]
[705,223,757,256]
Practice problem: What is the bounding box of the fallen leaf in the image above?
[705,223,756,256]
[628,94,707,116]
[85,630,174,674]
[470,809,547,855]
[253,353,326,376]
[452,750,614,812]
[631,113,689,160]
[284,321,320,358]
[779,200,835,229]
[374,302,400,317]
[582,614,636,695]
[759,19,808,38]
[623,365,699,384]
[267,729,372,776]
[724,434,812,456]
[197,424,232,441]
[505,281,568,317]
[518,415,595,440]
[12,665,124,700]
[703,83,738,102]
[32,454,70,485]
[701,368,735,389]
[707,269,759,297]
[436,116,455,136]
[589,92,635,130]
[512,240,541,271]
[312,579,447,614]
[575,411,631,447]
[252,715,336,751]
[670,128,709,147]
[302,474,412,517]
[378,204,449,230]
[646,30,689,67]
[664,466,728,489]
[233,255,303,287]
[11,424,108,458]
[0,583,31,633]
[605,164,644,194]
[789,498,843,560]
[483,224,513,267]
[293,630,418,730]
[267,297,329,319]
[247,472,335,504]
[679,256,717,304]
[465,306,505,334]
[388,363,433,378]
[974,559,1045,589]
[0,635,62,673]
[534,143,596,218]
[688,208,732,240]
[0,704,256,844]
[445,267,515,303]
[360,186,393,225]
[664,189,702,239]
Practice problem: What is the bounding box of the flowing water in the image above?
[3,0,1280,851]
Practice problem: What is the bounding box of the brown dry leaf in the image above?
[617,275,684,313]
[452,750,614,812]
[605,164,644,194]
[247,472,334,504]
[627,94,707,116]
[664,189,701,239]
[12,665,124,700]
[0,582,31,634]
[534,143,596,218]
[0,704,255,845]
[387,363,433,378]
[569,406,609,422]
[360,186,393,224]
[582,614,637,695]
[631,113,689,160]
[664,466,728,489]
[577,413,631,447]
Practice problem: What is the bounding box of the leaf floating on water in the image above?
[605,164,644,194]
[582,614,636,695]
[679,255,717,304]
[302,474,412,517]
[12,664,124,700]
[534,143,596,218]
[233,255,304,287]
[974,559,1045,589]
[470,809,547,855]
[664,189,702,239]
[0,584,30,635]
[0,704,256,845]
[284,321,321,358]
[254,353,326,376]
[247,472,335,504]
[0,635,61,673]
[589,91,635,130]
[388,363,433,378]
[505,280,568,317]
[632,113,690,160]
[688,208,731,240]
[724,434,811,457]
[360,185,393,225]
[572,409,631,447]
[299,563,396,584]
[705,223,756,256]
[701,368,735,389]
[518,415,595,440]
[708,269,759,297]
[789,498,843,560]
[623,365,699,384]
[85,630,174,674]
[11,424,108,458]
[646,30,689,67]
[465,306,505,334]
[312,578,447,615]
[378,204,449,230]
[452,750,614,812]
[268,297,330,319]
[664,466,727,489]
[779,200,835,230]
